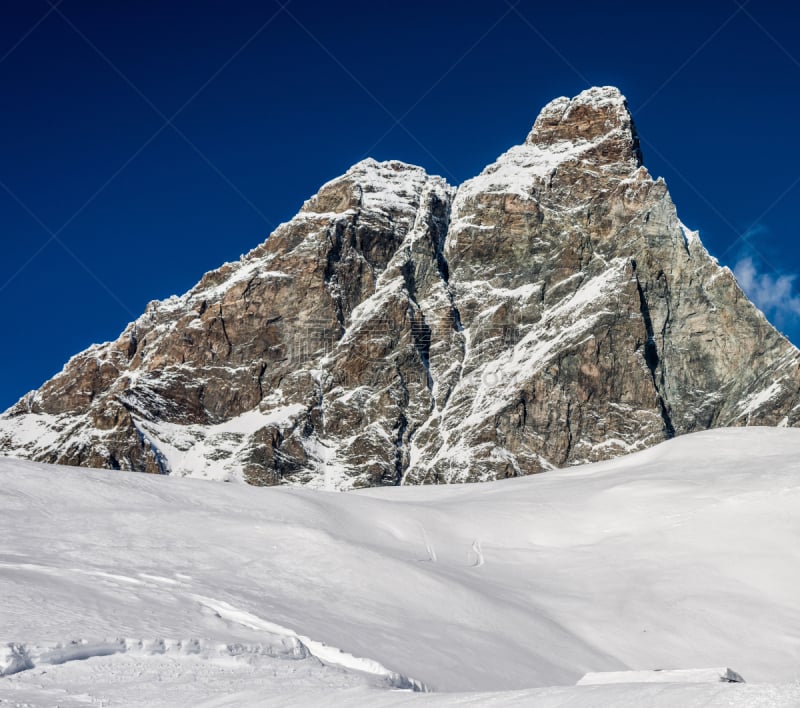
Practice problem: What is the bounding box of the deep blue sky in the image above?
[2,0,800,410]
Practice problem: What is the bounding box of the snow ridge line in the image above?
[0,637,305,678]
[2,631,428,692]
[192,595,429,692]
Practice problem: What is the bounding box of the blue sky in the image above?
[2,0,800,409]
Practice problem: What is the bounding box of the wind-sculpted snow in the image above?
[0,637,309,677]
[3,86,800,488]
[2,428,800,706]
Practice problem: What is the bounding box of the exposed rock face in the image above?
[2,86,800,488]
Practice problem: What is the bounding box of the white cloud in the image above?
[733,256,800,338]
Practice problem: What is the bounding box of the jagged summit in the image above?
[457,86,642,206]
[526,85,642,169]
[302,157,444,218]
[2,87,800,488]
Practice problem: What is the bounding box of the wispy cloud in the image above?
[733,255,800,341]
[731,222,800,344]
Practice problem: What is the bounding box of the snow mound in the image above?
[577,667,746,685]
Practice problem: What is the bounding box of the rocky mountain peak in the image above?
[301,158,440,219]
[526,85,642,170]
[2,87,800,489]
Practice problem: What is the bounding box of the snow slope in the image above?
[2,428,800,706]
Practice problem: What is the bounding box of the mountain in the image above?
[2,86,800,488]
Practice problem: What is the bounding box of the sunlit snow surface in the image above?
[2,428,800,707]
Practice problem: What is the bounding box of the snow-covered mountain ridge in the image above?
[2,86,800,488]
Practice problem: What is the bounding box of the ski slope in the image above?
[2,428,800,706]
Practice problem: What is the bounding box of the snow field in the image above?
[2,427,800,705]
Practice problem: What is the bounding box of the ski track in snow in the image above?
[470,539,485,568]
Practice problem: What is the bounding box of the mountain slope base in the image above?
[2,427,800,706]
